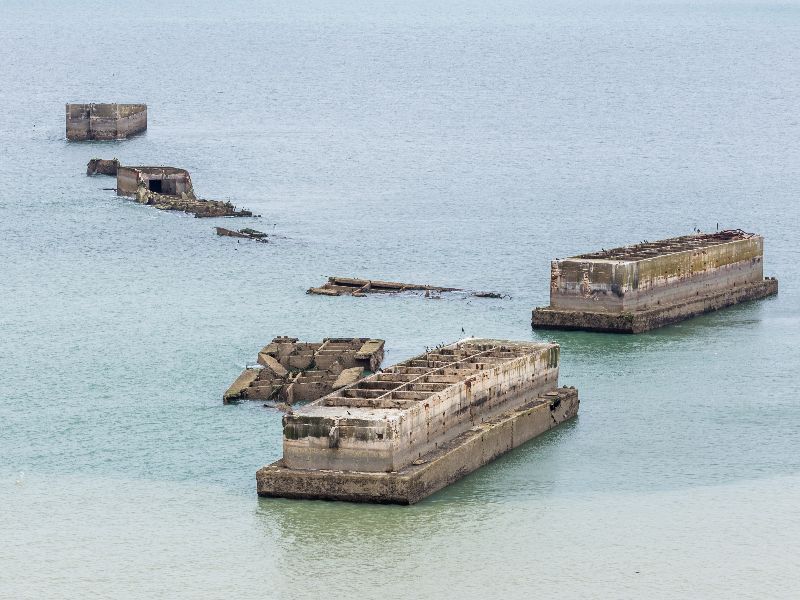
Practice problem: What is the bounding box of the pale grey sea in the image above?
[1,0,798,598]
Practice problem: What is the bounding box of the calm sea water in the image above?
[1,0,799,597]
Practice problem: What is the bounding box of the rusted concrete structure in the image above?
[257,339,579,504]
[66,103,147,140]
[532,230,778,333]
[224,337,385,404]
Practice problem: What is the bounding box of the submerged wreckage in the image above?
[308,277,506,299]
[224,337,385,404]
[215,227,268,242]
[257,339,578,504]
[308,277,458,297]
[532,230,778,333]
[87,159,253,217]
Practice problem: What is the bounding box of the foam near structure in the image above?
[532,230,778,333]
[257,339,578,504]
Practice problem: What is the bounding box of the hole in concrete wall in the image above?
[148,179,163,193]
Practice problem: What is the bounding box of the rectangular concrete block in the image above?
[257,340,577,503]
[533,231,778,333]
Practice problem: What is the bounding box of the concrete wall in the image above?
[66,103,147,140]
[258,387,579,504]
[282,341,560,473]
[116,166,192,197]
[550,236,764,313]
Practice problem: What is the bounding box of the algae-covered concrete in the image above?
[533,231,778,333]
[257,339,578,504]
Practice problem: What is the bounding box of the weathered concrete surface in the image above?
[106,165,253,218]
[215,227,268,241]
[223,368,261,403]
[224,337,385,404]
[66,103,147,140]
[117,166,193,197]
[308,277,459,297]
[281,339,560,473]
[257,386,578,504]
[332,367,365,390]
[86,158,119,176]
[308,277,507,300]
[257,339,578,503]
[533,278,778,333]
[532,231,779,333]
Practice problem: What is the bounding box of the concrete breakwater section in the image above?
[87,161,254,218]
[66,103,147,140]
[532,230,778,333]
[257,339,578,504]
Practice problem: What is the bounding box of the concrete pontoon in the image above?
[66,103,147,140]
[532,230,778,333]
[257,339,578,504]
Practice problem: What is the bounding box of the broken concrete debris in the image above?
[532,230,779,333]
[308,277,459,297]
[88,160,254,218]
[215,227,268,242]
[307,277,507,299]
[256,338,578,504]
[66,103,147,140]
[86,158,120,176]
[223,337,385,405]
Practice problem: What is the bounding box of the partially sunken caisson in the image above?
[257,339,578,504]
[532,230,778,333]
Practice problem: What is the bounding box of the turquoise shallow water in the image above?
[1,0,799,597]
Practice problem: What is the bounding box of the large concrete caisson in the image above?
[532,230,778,333]
[257,339,579,504]
[66,103,147,140]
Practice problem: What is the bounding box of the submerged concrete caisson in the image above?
[532,230,778,333]
[257,339,578,504]
[66,103,147,140]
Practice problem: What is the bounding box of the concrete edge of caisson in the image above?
[256,387,579,505]
[532,277,778,334]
